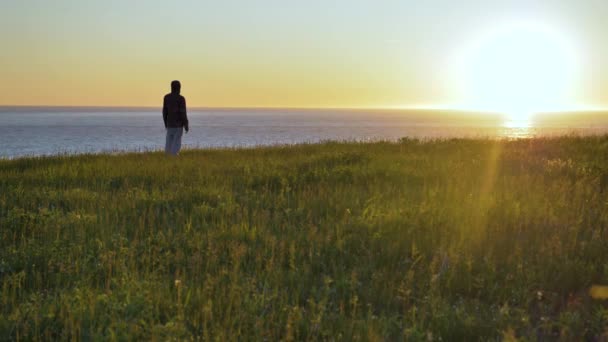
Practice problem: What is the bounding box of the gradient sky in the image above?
[0,0,607,109]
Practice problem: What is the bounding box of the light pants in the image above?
[165,127,184,155]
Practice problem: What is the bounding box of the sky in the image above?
[0,0,607,111]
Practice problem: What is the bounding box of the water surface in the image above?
[1,107,607,158]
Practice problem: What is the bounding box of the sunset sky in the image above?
[1,0,607,112]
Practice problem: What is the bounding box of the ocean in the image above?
[1,107,608,159]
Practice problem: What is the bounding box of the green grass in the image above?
[1,137,608,340]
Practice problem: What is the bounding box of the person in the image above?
[163,80,189,155]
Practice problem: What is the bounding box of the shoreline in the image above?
[2,133,608,161]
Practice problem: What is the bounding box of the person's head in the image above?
[171,80,181,94]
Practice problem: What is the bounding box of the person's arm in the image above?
[181,96,189,132]
[162,96,168,128]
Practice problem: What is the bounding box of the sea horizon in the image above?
[2,106,608,159]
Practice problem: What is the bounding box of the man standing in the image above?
[163,80,189,155]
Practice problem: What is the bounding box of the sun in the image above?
[461,24,578,126]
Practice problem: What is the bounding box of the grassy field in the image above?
[1,137,608,340]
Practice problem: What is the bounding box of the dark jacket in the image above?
[163,93,188,128]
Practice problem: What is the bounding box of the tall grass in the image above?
[1,137,608,340]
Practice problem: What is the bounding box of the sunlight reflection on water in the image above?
[499,123,534,139]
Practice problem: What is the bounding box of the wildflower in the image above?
[589,285,608,300]
[536,290,543,301]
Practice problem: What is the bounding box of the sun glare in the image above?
[461,24,579,126]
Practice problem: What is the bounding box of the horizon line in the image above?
[1,104,607,114]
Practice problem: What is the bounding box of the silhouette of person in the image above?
[163,80,189,155]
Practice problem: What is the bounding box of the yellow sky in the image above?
[0,1,607,111]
